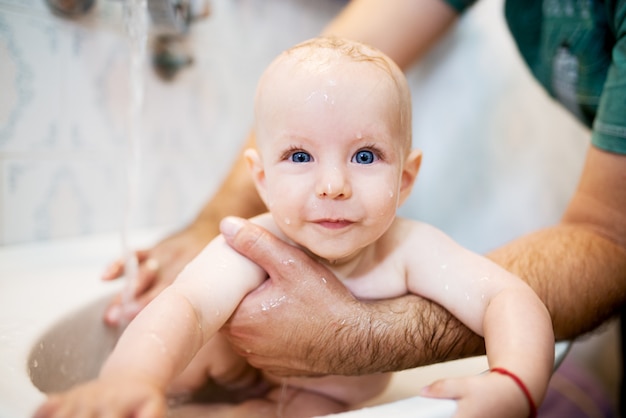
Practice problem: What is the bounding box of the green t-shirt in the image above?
[444,0,626,154]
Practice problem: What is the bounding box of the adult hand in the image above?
[220,216,363,377]
[101,224,212,326]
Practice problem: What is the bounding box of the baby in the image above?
[35,37,554,418]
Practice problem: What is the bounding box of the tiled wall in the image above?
[0,0,346,245]
[0,0,591,252]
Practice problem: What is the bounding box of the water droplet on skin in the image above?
[261,296,287,311]
[282,258,295,266]
[320,277,327,284]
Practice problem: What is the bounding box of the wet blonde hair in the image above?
[255,36,412,152]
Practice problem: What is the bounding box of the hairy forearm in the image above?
[324,294,485,375]
[488,224,626,340]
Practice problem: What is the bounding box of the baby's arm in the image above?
[34,221,268,418]
[403,221,554,417]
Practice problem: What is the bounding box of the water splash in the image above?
[120,0,148,325]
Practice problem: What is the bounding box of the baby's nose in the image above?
[315,166,351,199]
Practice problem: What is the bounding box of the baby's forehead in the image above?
[259,51,399,105]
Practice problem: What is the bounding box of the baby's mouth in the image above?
[314,219,354,229]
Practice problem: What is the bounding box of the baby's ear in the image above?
[244,148,268,204]
[398,149,422,206]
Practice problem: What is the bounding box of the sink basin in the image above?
[28,294,122,394]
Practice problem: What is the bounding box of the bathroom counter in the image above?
[0,231,569,418]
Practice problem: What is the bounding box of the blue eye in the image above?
[352,150,375,164]
[291,151,311,163]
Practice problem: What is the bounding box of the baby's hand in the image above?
[33,377,166,418]
[420,372,531,418]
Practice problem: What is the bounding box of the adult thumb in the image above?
[220,216,304,279]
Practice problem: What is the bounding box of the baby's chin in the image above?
[300,243,367,267]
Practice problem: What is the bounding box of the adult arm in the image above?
[321,0,458,69]
[489,146,626,340]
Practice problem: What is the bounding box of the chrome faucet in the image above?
[46,0,208,33]
[148,0,210,36]
[45,0,97,16]
[44,0,210,80]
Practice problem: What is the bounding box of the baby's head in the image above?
[247,37,421,263]
[254,36,412,154]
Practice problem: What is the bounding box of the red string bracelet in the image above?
[491,367,537,418]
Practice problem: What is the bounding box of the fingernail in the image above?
[144,258,160,272]
[220,216,244,238]
[105,305,121,324]
[101,264,116,280]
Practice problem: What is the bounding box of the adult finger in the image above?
[220,216,308,279]
[420,377,464,400]
[101,259,124,281]
[101,249,149,282]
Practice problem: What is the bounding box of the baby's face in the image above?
[253,57,410,263]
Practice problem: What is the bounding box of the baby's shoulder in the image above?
[389,217,445,238]
[386,217,456,253]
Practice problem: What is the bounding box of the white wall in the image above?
[0,0,590,252]
[0,0,346,244]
